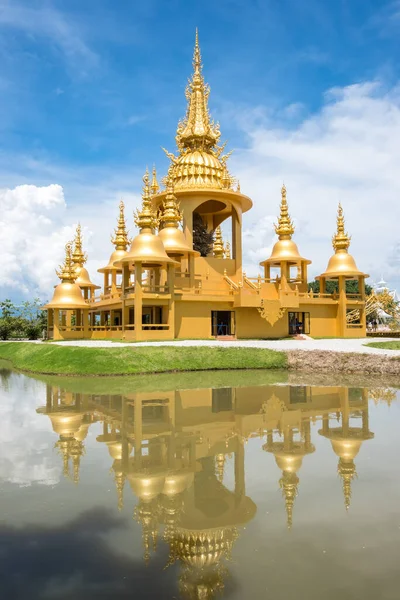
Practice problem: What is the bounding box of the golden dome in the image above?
[47,412,84,436]
[75,266,100,289]
[260,185,311,267]
[261,238,311,267]
[43,282,88,310]
[43,242,88,310]
[171,149,225,190]
[96,433,132,460]
[74,423,90,442]
[318,204,368,280]
[98,248,128,272]
[274,452,305,473]
[170,527,237,569]
[128,471,166,501]
[162,471,195,497]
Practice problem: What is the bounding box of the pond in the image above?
[1,366,400,599]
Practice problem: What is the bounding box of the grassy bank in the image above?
[365,341,400,350]
[0,342,286,376]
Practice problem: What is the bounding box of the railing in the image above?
[88,325,123,331]
[142,324,169,330]
[223,272,239,291]
[299,292,336,299]
[346,323,363,329]
[58,325,86,331]
[124,285,170,294]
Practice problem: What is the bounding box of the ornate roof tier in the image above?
[260,185,311,267]
[317,204,368,280]
[71,224,99,289]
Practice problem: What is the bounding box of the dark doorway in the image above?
[288,312,310,335]
[211,311,236,337]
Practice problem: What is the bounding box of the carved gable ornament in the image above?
[257,299,286,326]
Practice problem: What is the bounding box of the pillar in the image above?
[134,396,143,469]
[83,310,89,338]
[183,209,193,249]
[189,253,195,287]
[167,263,175,339]
[338,276,347,337]
[53,309,61,340]
[320,277,326,295]
[234,439,245,501]
[104,272,108,294]
[232,208,242,276]
[134,262,143,341]
[47,309,54,339]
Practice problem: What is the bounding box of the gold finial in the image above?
[175,29,221,150]
[275,184,295,239]
[151,165,160,196]
[215,453,226,483]
[337,458,356,511]
[279,471,299,529]
[236,180,241,192]
[56,242,77,283]
[213,226,224,258]
[111,200,130,251]
[221,166,231,189]
[134,167,158,231]
[72,224,87,268]
[224,241,231,259]
[159,177,182,229]
[332,203,351,252]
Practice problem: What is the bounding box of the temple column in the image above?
[134,396,143,468]
[234,439,245,502]
[134,262,143,341]
[189,253,195,288]
[104,272,108,294]
[47,309,54,339]
[83,310,89,338]
[338,276,347,337]
[263,264,271,282]
[232,208,242,277]
[183,210,193,249]
[167,263,175,339]
[53,309,61,340]
[301,261,307,285]
[320,277,326,295]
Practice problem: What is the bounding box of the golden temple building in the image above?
[44,31,368,341]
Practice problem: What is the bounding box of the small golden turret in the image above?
[318,204,368,280]
[275,184,294,239]
[112,200,130,251]
[260,185,310,268]
[151,165,160,196]
[134,167,159,232]
[98,200,130,273]
[337,457,357,511]
[279,470,299,529]
[213,226,224,258]
[72,224,87,272]
[43,243,88,309]
[134,498,160,565]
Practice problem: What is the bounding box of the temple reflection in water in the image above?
[37,381,387,599]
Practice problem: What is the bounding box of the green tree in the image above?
[192,212,214,257]
[308,280,372,295]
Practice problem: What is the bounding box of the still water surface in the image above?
[1,367,400,599]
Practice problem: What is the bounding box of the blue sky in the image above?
[1,0,400,299]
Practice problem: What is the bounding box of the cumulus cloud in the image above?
[232,81,400,287]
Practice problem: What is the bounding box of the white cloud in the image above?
[232,81,400,287]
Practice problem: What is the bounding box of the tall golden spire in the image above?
[56,243,77,283]
[275,185,295,239]
[213,226,224,258]
[134,168,158,232]
[72,224,87,268]
[151,165,160,196]
[279,471,299,529]
[337,458,357,511]
[176,29,220,150]
[111,200,130,251]
[159,177,182,229]
[224,241,231,259]
[332,203,351,252]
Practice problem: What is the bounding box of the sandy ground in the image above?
[48,337,400,356]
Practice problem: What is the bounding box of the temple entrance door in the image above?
[211,311,236,337]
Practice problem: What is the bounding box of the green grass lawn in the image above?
[0,342,287,376]
[365,341,400,350]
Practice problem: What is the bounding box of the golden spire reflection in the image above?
[275,184,295,239]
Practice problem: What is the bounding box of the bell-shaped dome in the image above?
[260,185,311,267]
[47,412,85,436]
[162,471,195,497]
[98,248,128,272]
[127,471,166,501]
[158,179,200,257]
[43,242,88,310]
[75,266,100,289]
[318,204,368,280]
